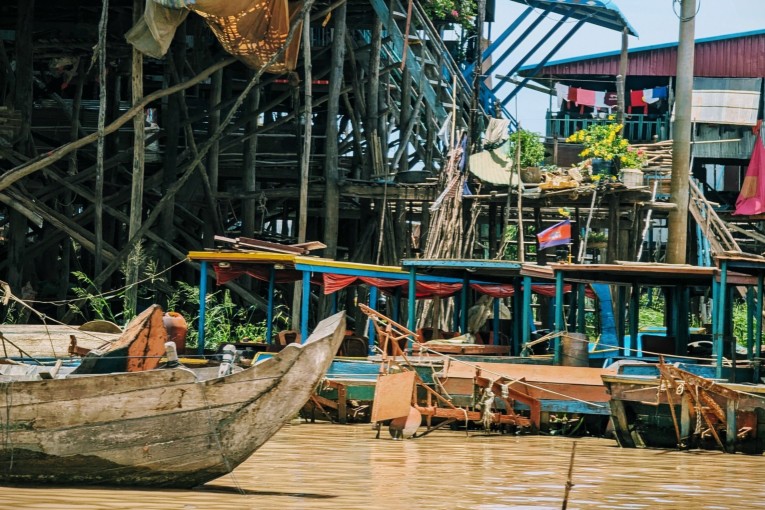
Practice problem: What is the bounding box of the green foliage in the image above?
[586,231,608,244]
[500,224,536,261]
[567,122,647,169]
[68,271,121,323]
[168,282,289,351]
[508,129,546,169]
[422,0,476,30]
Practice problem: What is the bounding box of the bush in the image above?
[508,129,545,168]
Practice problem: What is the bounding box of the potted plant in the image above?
[422,0,476,30]
[565,121,646,176]
[507,129,546,183]
[586,231,608,249]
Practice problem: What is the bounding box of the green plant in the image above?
[422,0,476,30]
[69,271,121,323]
[586,231,608,244]
[167,282,284,351]
[507,129,546,169]
[566,121,647,169]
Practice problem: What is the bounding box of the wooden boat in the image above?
[0,311,345,487]
[602,360,765,454]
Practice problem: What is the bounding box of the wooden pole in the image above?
[125,0,145,317]
[242,73,260,238]
[94,0,109,279]
[206,68,223,248]
[516,129,524,262]
[616,27,628,126]
[323,2,347,261]
[561,441,577,510]
[667,0,696,264]
[293,6,313,331]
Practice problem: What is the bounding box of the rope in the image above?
[416,344,606,408]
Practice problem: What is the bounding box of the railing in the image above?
[546,112,669,143]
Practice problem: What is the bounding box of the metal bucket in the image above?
[561,332,589,367]
[620,168,644,188]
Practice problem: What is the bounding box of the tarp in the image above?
[734,131,765,215]
[127,0,303,73]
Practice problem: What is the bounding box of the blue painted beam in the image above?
[629,283,639,354]
[266,265,276,344]
[716,262,728,379]
[494,10,573,96]
[493,298,500,346]
[747,287,754,360]
[368,286,379,353]
[461,273,469,333]
[577,283,586,334]
[368,0,445,119]
[501,19,586,106]
[758,274,763,363]
[197,260,208,356]
[522,275,532,352]
[301,270,310,343]
[554,270,564,364]
[484,6,553,79]
[463,6,535,79]
[408,267,417,350]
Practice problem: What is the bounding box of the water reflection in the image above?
[2,423,764,509]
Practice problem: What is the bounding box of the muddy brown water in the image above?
[1,423,764,509]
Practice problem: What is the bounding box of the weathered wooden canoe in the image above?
[0,311,345,487]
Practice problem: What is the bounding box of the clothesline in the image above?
[555,83,669,115]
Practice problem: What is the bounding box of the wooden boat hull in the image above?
[0,312,345,487]
[602,372,765,454]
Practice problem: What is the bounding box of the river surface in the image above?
[1,422,764,509]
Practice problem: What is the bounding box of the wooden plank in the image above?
[371,370,416,422]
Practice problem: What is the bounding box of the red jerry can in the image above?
[163,311,188,355]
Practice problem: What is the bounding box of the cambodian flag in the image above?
[537,220,571,250]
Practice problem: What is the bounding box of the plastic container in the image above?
[163,312,188,355]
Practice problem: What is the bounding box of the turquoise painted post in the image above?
[577,283,586,334]
[408,267,416,352]
[712,277,719,367]
[300,270,310,343]
[522,276,532,354]
[452,297,460,332]
[554,270,564,365]
[197,260,207,356]
[266,265,275,344]
[717,261,728,379]
[461,274,469,334]
[757,274,763,383]
[493,298,500,345]
[330,292,338,315]
[617,286,626,356]
[392,287,402,323]
[747,287,754,360]
[368,286,379,353]
[629,283,639,356]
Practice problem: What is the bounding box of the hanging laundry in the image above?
[642,88,660,105]
[629,90,648,114]
[568,87,579,104]
[594,91,607,110]
[652,86,668,99]
[604,91,618,108]
[554,83,570,108]
[437,112,452,148]
[734,132,765,215]
[576,88,596,107]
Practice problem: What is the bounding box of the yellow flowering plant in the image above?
[565,122,647,169]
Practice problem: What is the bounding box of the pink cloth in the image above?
[576,88,596,106]
[734,133,765,215]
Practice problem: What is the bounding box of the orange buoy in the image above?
[163,312,188,355]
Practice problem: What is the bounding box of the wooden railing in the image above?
[546,112,669,143]
[689,179,741,256]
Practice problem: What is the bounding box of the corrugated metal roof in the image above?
[518,29,765,77]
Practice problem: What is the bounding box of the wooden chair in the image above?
[337,336,368,357]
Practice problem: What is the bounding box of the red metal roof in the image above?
[525,30,765,78]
